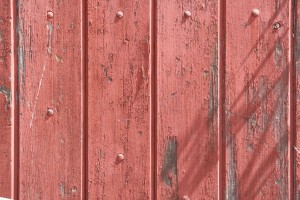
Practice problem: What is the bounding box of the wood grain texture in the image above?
[0,1,12,198]
[156,1,219,199]
[295,0,300,198]
[87,0,152,199]
[17,0,83,199]
[1,0,298,199]
[225,0,291,199]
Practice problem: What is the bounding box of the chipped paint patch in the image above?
[17,18,26,84]
[55,54,63,63]
[274,40,283,69]
[102,64,113,83]
[226,134,238,200]
[0,31,3,43]
[0,86,11,109]
[0,31,8,66]
[226,112,238,200]
[258,77,268,132]
[161,137,178,198]
[59,182,65,199]
[99,149,103,160]
[208,42,218,147]
[134,67,144,100]
[47,23,54,55]
[71,186,77,193]
[273,79,288,199]
[29,25,33,61]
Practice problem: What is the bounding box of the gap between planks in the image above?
[288,0,296,199]
[81,0,89,199]
[150,0,158,199]
[11,0,19,199]
[218,0,226,199]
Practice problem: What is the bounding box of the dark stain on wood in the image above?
[17,18,26,85]
[226,112,238,200]
[208,42,218,146]
[274,39,283,69]
[102,64,113,83]
[273,78,288,199]
[161,137,178,198]
[0,85,11,109]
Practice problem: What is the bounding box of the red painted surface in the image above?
[225,1,291,199]
[155,1,218,199]
[0,0,299,199]
[0,1,11,198]
[87,0,152,199]
[16,0,83,199]
[295,0,300,198]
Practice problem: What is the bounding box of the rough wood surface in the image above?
[156,1,219,199]
[0,1,11,198]
[87,0,152,199]
[295,0,300,198]
[225,0,291,199]
[17,0,83,199]
[1,0,299,199]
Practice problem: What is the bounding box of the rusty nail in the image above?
[116,11,124,18]
[47,10,54,19]
[251,9,260,17]
[182,196,190,200]
[184,11,192,18]
[117,153,124,161]
[47,108,54,116]
[273,22,281,30]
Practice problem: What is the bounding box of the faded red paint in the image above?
[87,0,152,199]
[0,0,299,199]
[155,0,219,199]
[0,1,11,198]
[295,0,300,198]
[225,1,291,199]
[15,0,83,199]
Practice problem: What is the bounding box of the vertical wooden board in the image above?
[0,1,11,198]
[87,0,152,199]
[295,0,300,198]
[18,0,83,199]
[156,0,219,199]
[225,0,290,199]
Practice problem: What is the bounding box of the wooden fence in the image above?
[0,0,300,199]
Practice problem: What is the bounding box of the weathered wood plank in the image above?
[0,1,11,198]
[295,0,300,198]
[225,1,290,199]
[87,0,152,199]
[156,1,219,199]
[18,1,83,199]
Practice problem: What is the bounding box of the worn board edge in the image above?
[218,0,227,198]
[10,0,19,199]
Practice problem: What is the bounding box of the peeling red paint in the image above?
[0,0,299,199]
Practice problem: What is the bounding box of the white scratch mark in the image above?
[30,64,46,128]
[59,183,65,199]
[295,146,300,154]
[47,23,54,54]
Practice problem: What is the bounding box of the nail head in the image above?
[47,10,54,19]
[116,11,124,18]
[117,153,124,161]
[252,9,260,17]
[47,108,54,116]
[182,196,190,200]
[184,11,192,18]
[273,22,281,30]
